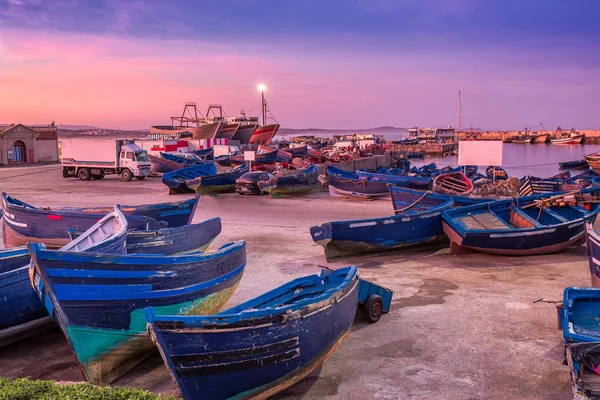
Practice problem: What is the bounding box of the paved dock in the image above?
[0,164,583,399]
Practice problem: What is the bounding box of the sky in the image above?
[0,0,599,130]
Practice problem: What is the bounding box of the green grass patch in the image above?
[0,377,179,400]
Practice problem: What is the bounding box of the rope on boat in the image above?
[394,191,431,213]
[335,175,367,187]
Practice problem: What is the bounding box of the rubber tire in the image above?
[364,295,384,324]
[77,168,92,181]
[92,171,105,180]
[135,176,146,181]
[121,169,133,181]
[62,168,70,178]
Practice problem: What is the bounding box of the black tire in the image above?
[121,169,133,181]
[92,171,105,180]
[135,176,146,181]
[363,295,384,323]
[62,168,70,178]
[77,168,92,181]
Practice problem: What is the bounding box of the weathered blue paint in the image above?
[356,170,432,190]
[586,221,600,286]
[145,266,358,400]
[1,192,198,248]
[190,148,214,160]
[162,164,218,194]
[357,278,393,312]
[268,165,320,197]
[186,164,249,194]
[0,248,46,331]
[149,154,184,174]
[442,188,600,255]
[311,188,454,260]
[230,148,277,165]
[562,287,600,343]
[70,217,222,256]
[28,240,246,385]
[326,165,391,197]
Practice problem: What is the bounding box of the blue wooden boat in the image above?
[161,152,203,165]
[563,287,600,343]
[149,154,184,174]
[311,187,453,260]
[214,154,232,167]
[69,217,222,256]
[230,147,278,165]
[190,147,214,160]
[465,165,478,178]
[561,287,600,397]
[276,149,293,163]
[286,144,308,158]
[28,240,247,385]
[355,170,432,190]
[162,163,218,194]
[560,159,588,170]
[266,165,320,197]
[585,221,600,288]
[1,192,197,248]
[326,165,390,198]
[144,266,361,400]
[2,207,128,347]
[442,188,600,255]
[485,166,509,180]
[186,164,249,194]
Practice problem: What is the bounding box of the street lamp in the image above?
[258,84,267,125]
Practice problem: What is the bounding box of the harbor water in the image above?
[413,143,600,178]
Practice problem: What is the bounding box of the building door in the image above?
[13,141,26,162]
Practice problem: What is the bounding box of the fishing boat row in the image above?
[0,193,393,399]
[311,186,600,260]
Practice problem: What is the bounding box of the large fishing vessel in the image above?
[550,129,583,144]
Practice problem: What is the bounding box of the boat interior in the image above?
[564,289,600,342]
[455,201,591,231]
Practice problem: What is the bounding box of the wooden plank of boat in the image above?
[0,316,54,348]
[144,266,372,399]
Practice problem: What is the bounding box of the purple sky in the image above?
[0,0,598,130]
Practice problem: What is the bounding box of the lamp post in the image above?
[258,84,267,126]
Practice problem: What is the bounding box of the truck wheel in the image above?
[92,171,105,180]
[77,168,92,181]
[135,176,146,181]
[121,169,133,181]
[62,168,70,178]
[363,295,384,324]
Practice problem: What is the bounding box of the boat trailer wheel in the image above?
[364,294,383,323]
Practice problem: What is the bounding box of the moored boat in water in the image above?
[442,189,600,255]
[145,266,360,400]
[28,240,247,385]
[1,193,197,248]
[559,159,588,170]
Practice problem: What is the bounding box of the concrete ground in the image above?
[0,164,585,399]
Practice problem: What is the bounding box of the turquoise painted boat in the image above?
[28,240,246,385]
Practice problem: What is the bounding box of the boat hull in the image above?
[442,220,587,256]
[148,154,184,174]
[1,193,198,248]
[586,221,600,288]
[532,134,549,143]
[187,165,249,194]
[232,124,257,144]
[145,271,358,400]
[550,135,583,144]
[248,124,280,145]
[311,211,448,260]
[29,241,247,385]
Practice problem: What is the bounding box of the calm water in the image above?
[412,143,600,178]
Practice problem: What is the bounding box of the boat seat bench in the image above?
[542,208,569,223]
[510,208,543,228]
[568,204,590,215]
[460,211,513,231]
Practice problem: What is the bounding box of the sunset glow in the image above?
[0,0,598,130]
